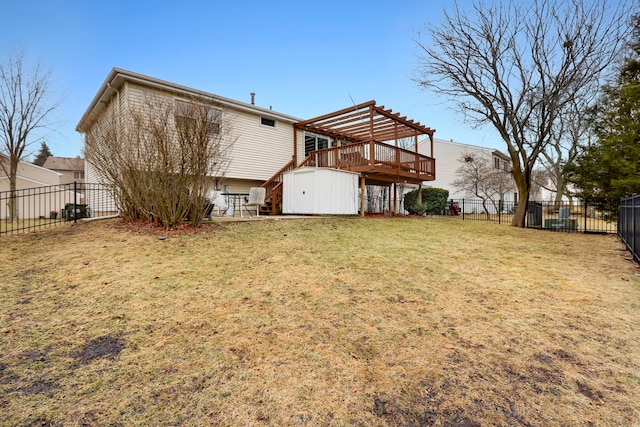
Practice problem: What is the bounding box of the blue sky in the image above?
[1,0,501,159]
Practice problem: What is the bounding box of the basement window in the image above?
[261,117,276,127]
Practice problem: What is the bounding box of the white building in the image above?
[418,138,517,212]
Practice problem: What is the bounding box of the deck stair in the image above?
[260,158,308,215]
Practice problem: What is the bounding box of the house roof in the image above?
[42,156,84,171]
[0,155,62,183]
[76,68,302,133]
[419,138,511,161]
[294,100,435,144]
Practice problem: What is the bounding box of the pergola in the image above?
[292,100,436,214]
[294,100,435,150]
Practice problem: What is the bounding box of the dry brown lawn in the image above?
[1,217,639,426]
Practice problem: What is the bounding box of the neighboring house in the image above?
[76,68,436,215]
[418,138,517,210]
[0,156,78,219]
[42,156,85,185]
[0,156,62,191]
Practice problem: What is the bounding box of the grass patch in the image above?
[1,217,639,426]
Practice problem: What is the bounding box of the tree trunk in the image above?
[482,199,490,220]
[8,157,19,223]
[511,167,530,227]
[554,176,566,210]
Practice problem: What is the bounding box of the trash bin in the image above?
[64,203,89,221]
[526,201,542,227]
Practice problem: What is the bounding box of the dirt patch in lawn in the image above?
[72,335,125,366]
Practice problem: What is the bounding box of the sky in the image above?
[1,0,503,159]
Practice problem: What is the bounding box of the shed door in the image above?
[295,171,316,214]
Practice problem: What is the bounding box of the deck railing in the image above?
[305,141,434,180]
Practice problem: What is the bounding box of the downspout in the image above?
[430,132,435,180]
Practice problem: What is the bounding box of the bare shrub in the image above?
[85,94,233,229]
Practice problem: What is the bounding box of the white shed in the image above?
[282,167,359,215]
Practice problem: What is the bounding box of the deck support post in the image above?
[417,183,423,204]
[360,175,366,217]
[392,183,397,213]
[293,128,298,165]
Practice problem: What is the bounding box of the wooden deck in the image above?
[300,141,435,185]
[261,101,437,214]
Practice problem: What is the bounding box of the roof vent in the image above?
[250,92,255,105]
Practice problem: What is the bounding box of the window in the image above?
[304,133,329,155]
[494,157,500,169]
[261,117,276,127]
[73,171,85,180]
[175,100,221,135]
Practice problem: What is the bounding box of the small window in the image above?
[261,117,276,127]
[494,157,500,169]
[73,171,85,179]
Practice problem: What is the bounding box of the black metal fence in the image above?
[1,185,627,238]
[447,199,617,234]
[0,182,117,236]
[619,194,639,263]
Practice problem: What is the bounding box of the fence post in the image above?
[634,195,637,259]
[73,181,77,224]
[462,199,465,221]
[584,202,587,234]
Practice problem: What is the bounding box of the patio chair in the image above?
[208,191,228,216]
[203,203,215,220]
[243,187,266,218]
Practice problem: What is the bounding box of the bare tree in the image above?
[0,51,59,222]
[453,152,515,218]
[530,168,551,201]
[538,97,590,207]
[416,0,631,226]
[84,94,234,229]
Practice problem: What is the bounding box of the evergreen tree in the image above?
[568,15,640,215]
[32,141,53,166]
